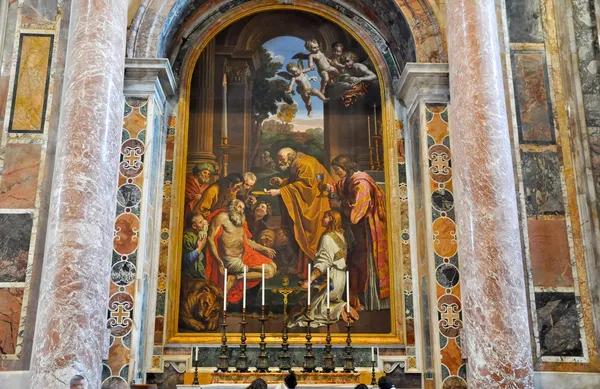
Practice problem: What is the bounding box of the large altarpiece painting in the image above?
[169,10,404,344]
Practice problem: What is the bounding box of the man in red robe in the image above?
[205,199,277,304]
[185,163,215,222]
[328,156,389,311]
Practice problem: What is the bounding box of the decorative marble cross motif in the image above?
[110,303,130,326]
[431,152,449,175]
[440,303,460,329]
[123,148,142,168]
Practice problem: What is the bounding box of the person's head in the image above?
[277,147,297,171]
[242,172,257,193]
[331,155,358,179]
[340,52,358,69]
[227,199,246,227]
[322,210,343,233]
[70,375,85,389]
[332,42,344,57]
[264,151,271,157]
[304,39,320,53]
[286,62,301,77]
[192,163,215,184]
[284,371,298,388]
[259,229,275,248]
[247,378,268,389]
[222,173,245,194]
[190,214,208,234]
[253,201,269,221]
[354,385,369,389]
[378,376,393,389]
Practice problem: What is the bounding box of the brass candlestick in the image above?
[273,276,298,372]
[219,137,231,177]
[323,307,334,373]
[343,320,355,372]
[257,306,269,372]
[374,135,382,170]
[192,347,199,384]
[371,360,377,385]
[236,308,248,372]
[216,312,229,372]
[303,309,316,373]
[369,146,375,170]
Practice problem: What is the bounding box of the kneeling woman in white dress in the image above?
[288,210,350,328]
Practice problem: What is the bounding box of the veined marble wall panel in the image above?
[502,0,600,371]
[0,0,64,372]
[8,33,53,133]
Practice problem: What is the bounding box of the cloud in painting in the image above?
[267,50,285,63]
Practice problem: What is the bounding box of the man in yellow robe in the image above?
[194,173,244,218]
[267,147,333,279]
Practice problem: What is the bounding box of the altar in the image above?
[177,384,356,389]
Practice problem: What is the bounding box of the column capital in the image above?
[124,58,177,105]
[396,63,449,114]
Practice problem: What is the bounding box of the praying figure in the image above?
[287,210,358,328]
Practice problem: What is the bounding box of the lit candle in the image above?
[195,347,199,362]
[367,116,371,147]
[307,264,311,306]
[262,264,265,306]
[222,73,228,139]
[371,347,375,362]
[223,268,228,312]
[373,103,377,136]
[242,266,247,309]
[326,267,330,309]
[346,271,350,313]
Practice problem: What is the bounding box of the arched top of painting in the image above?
[128,0,446,77]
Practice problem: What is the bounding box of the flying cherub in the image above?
[293,39,340,94]
[278,62,329,117]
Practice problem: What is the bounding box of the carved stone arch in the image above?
[127,0,446,66]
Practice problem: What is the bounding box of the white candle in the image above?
[223,268,228,312]
[371,347,375,362]
[367,116,371,147]
[373,103,377,136]
[222,73,228,139]
[346,271,350,313]
[262,264,265,306]
[242,266,247,309]
[307,264,311,306]
[195,347,199,361]
[326,267,330,309]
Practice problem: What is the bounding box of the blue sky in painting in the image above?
[262,36,324,130]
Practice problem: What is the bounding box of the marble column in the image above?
[30,1,127,388]
[447,1,534,388]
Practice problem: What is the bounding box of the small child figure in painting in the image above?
[305,39,340,93]
[283,62,329,117]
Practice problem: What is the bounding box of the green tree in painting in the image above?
[250,47,294,166]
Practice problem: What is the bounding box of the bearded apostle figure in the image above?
[266,147,334,279]
[326,156,389,311]
[184,163,215,222]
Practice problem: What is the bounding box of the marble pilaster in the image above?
[29,1,128,388]
[447,0,534,387]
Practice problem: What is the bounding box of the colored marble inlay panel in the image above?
[0,288,24,355]
[535,292,583,357]
[511,51,555,144]
[426,104,466,387]
[521,151,565,216]
[104,99,148,385]
[0,144,42,208]
[9,34,53,133]
[505,0,544,43]
[527,219,573,287]
[0,213,33,283]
